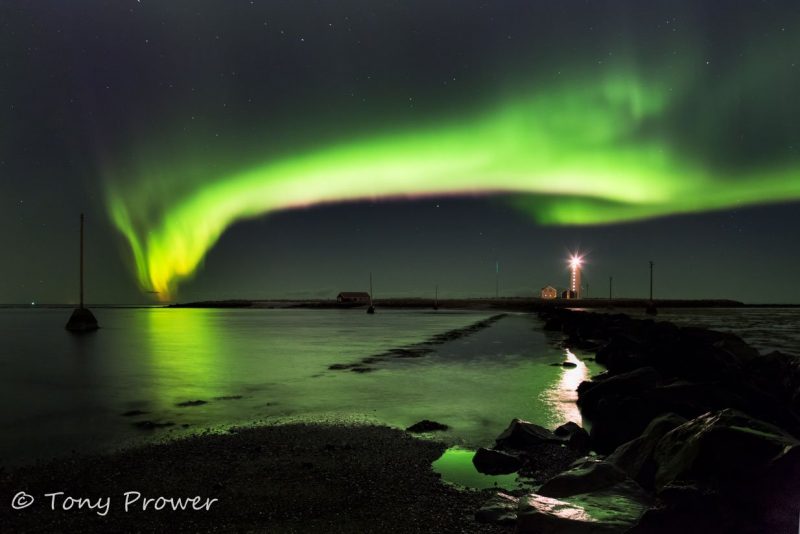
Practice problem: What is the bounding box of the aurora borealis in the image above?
[3,1,800,303]
[108,71,800,298]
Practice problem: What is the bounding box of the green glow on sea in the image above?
[106,72,800,299]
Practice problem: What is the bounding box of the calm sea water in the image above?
[620,307,800,356]
[0,308,594,466]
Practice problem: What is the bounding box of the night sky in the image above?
[2,1,799,305]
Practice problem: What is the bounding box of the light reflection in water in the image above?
[143,308,223,407]
[431,447,520,490]
[540,348,588,427]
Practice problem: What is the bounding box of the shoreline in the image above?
[2,308,799,531]
[0,422,510,533]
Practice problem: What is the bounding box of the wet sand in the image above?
[1,422,511,533]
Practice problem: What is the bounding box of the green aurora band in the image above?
[107,74,800,300]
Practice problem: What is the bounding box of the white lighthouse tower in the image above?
[568,254,583,299]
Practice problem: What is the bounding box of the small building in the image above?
[561,289,577,299]
[540,286,557,300]
[337,292,371,305]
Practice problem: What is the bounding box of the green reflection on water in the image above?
[143,308,223,406]
[432,447,519,490]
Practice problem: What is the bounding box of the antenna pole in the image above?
[80,213,85,309]
[495,261,499,298]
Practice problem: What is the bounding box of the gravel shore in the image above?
[1,422,511,533]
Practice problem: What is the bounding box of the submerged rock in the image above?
[176,400,207,407]
[405,420,449,433]
[121,410,149,417]
[328,363,357,370]
[475,492,518,525]
[133,421,175,430]
[472,447,522,475]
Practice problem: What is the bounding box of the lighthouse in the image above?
[568,254,583,299]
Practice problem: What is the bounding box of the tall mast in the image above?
[80,213,85,308]
[66,212,99,331]
[495,260,499,298]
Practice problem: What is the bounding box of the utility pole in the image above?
[495,260,499,299]
[609,276,613,300]
[649,261,654,301]
[79,213,85,309]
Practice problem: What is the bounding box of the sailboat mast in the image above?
[79,213,84,309]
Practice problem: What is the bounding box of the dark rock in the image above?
[517,483,650,534]
[607,413,687,489]
[405,420,449,433]
[472,447,522,475]
[475,492,518,525]
[561,361,578,368]
[595,334,649,373]
[328,363,358,370]
[654,409,799,491]
[133,420,175,430]
[578,367,663,453]
[121,410,149,417]
[578,367,661,418]
[538,461,630,498]
[543,318,562,331]
[176,400,207,407]
[554,422,591,453]
[629,484,735,534]
[495,418,559,451]
[350,366,375,373]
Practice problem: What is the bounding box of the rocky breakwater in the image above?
[474,309,800,533]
